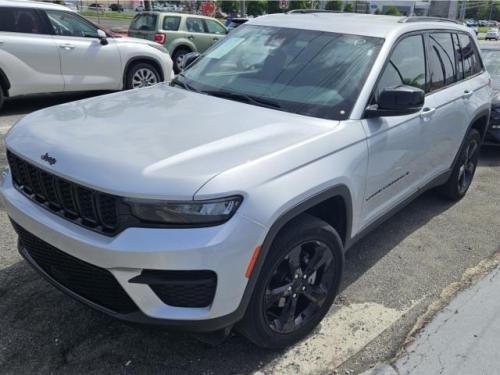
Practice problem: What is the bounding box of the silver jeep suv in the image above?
[0,13,491,348]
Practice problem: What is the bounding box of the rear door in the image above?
[0,7,63,96]
[203,18,227,47]
[128,13,158,41]
[44,10,122,91]
[420,32,472,181]
[185,17,211,52]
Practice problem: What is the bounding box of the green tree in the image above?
[325,0,342,11]
[288,0,309,11]
[344,3,353,12]
[220,1,238,14]
[247,0,266,16]
[384,5,401,16]
[267,0,283,14]
[374,8,381,15]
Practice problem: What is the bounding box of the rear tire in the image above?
[172,47,191,74]
[238,214,344,349]
[438,128,481,201]
[125,62,160,90]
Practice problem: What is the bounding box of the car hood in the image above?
[114,37,161,48]
[6,85,335,200]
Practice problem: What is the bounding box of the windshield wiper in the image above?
[203,90,282,110]
[170,73,200,93]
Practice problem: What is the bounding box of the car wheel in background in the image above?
[172,48,191,74]
[438,128,481,201]
[238,214,344,349]
[125,63,160,89]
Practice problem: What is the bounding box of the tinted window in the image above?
[459,34,482,77]
[376,35,426,99]
[130,14,157,31]
[46,10,98,38]
[186,17,205,33]
[205,19,226,35]
[162,16,180,31]
[0,7,44,34]
[453,33,464,80]
[429,33,457,90]
[181,25,383,120]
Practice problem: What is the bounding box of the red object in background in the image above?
[201,1,215,17]
[154,33,166,44]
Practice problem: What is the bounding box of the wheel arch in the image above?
[172,43,195,56]
[122,56,165,88]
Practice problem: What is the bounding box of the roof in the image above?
[0,0,70,11]
[250,13,471,39]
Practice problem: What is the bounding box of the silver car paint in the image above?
[0,14,492,321]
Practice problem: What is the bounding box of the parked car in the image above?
[1,14,490,349]
[88,3,104,12]
[485,28,500,40]
[479,42,500,144]
[226,17,248,31]
[129,12,227,73]
[109,3,124,12]
[479,20,488,26]
[135,5,144,12]
[0,0,173,111]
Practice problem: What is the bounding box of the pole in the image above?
[459,0,466,21]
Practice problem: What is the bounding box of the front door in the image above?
[44,10,122,91]
[361,33,428,227]
[185,17,212,53]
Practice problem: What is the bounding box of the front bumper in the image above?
[0,172,266,331]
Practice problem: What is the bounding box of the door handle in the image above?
[60,44,75,50]
[0,41,4,45]
[187,35,194,40]
[420,107,436,121]
[463,90,474,99]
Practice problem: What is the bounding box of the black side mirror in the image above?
[97,29,108,45]
[365,85,425,118]
[181,52,200,70]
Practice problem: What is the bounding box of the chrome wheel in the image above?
[263,240,335,334]
[132,68,158,88]
[458,138,479,194]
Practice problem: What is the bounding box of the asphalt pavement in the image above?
[1,92,500,374]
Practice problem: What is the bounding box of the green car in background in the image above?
[128,12,228,73]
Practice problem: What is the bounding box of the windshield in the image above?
[178,25,383,120]
[481,49,500,75]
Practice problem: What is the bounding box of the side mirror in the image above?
[97,29,108,45]
[180,52,200,70]
[365,85,425,118]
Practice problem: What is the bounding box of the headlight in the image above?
[125,196,242,225]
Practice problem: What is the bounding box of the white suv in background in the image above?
[0,0,173,110]
[1,14,491,348]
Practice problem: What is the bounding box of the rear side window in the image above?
[130,14,157,31]
[205,19,226,35]
[0,7,44,34]
[458,34,482,78]
[186,17,205,33]
[162,16,180,31]
[428,33,456,91]
[375,34,426,99]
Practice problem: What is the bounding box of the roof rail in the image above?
[399,16,461,24]
[287,9,340,14]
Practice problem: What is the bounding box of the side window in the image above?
[46,10,98,38]
[162,16,180,31]
[452,33,464,80]
[204,19,226,35]
[0,7,44,34]
[459,34,482,78]
[375,34,426,100]
[428,33,456,91]
[130,14,157,31]
[186,17,205,33]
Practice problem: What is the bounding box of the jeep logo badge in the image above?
[41,153,56,165]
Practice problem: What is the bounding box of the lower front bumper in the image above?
[1,173,266,330]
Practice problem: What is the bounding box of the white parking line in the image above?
[0,126,11,134]
[258,301,418,374]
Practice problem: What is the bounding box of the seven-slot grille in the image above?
[7,150,120,235]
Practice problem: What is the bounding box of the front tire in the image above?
[238,214,344,349]
[172,47,191,74]
[438,128,481,201]
[125,63,160,90]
